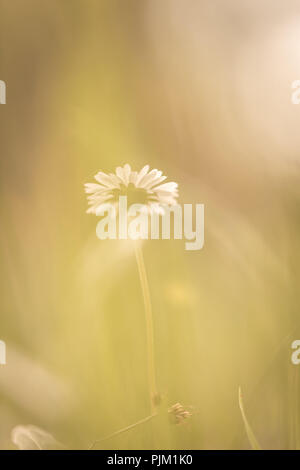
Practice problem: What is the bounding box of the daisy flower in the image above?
[84,164,178,215]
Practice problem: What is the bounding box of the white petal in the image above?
[154,182,178,192]
[154,190,178,199]
[144,175,166,189]
[87,193,111,203]
[151,193,178,204]
[86,194,115,215]
[130,171,138,184]
[86,205,97,214]
[138,169,159,188]
[123,164,131,185]
[116,166,126,184]
[87,188,112,197]
[95,172,117,188]
[108,173,122,188]
[86,188,112,198]
[88,193,113,203]
[84,183,105,194]
[135,165,150,186]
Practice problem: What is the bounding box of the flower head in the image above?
[168,402,192,425]
[84,164,178,215]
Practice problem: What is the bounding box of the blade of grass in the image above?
[88,413,157,450]
[238,386,262,450]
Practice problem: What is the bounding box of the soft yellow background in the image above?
[1,0,300,449]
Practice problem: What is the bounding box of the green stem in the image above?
[134,242,158,414]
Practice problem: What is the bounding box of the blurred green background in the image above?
[1,0,300,449]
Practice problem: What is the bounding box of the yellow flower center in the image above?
[113,183,150,206]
